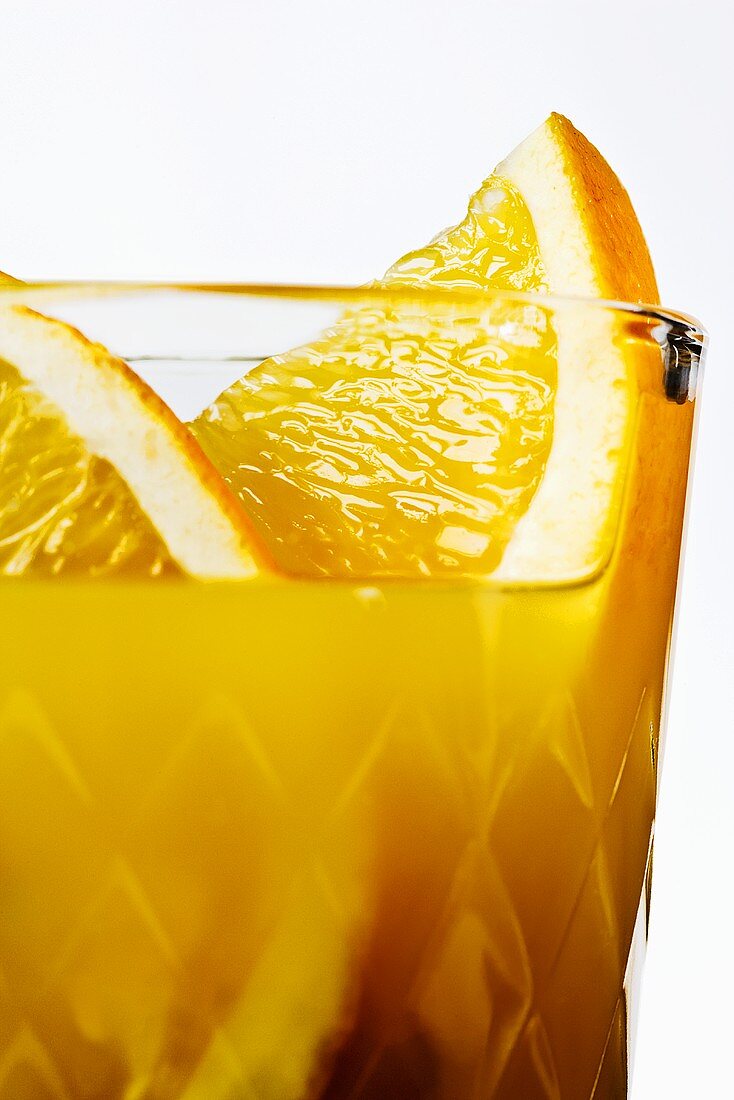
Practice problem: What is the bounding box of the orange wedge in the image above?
[193,114,658,583]
[0,305,267,578]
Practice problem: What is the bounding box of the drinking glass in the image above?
[0,283,705,1098]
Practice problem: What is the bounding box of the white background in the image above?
[0,1,731,1094]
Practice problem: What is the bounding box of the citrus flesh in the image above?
[0,305,266,579]
[192,114,659,582]
[193,182,556,579]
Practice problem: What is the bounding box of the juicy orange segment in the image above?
[193,180,557,578]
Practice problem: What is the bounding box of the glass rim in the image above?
[0,277,704,590]
[0,279,708,347]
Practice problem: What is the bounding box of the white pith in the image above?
[493,121,631,584]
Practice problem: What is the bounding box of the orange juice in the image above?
[0,354,694,1097]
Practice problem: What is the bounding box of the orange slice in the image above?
[193,114,658,582]
[0,305,267,578]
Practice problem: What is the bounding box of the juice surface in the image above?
[0,532,679,1099]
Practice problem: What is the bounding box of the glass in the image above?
[0,283,705,1098]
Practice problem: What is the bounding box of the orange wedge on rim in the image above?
[194,113,659,584]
